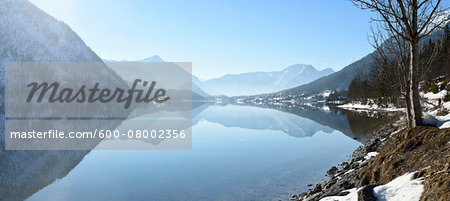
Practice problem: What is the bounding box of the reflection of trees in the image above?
[233,102,400,143]
[343,110,401,142]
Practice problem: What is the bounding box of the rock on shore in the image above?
[291,120,449,201]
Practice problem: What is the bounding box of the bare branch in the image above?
[418,0,441,35]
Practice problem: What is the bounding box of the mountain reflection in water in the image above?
[0,103,400,201]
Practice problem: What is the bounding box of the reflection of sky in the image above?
[28,116,361,201]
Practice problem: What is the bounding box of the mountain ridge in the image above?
[102,55,210,98]
[102,55,164,63]
[201,64,334,96]
[103,56,336,97]
[265,14,450,98]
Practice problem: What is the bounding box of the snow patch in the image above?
[319,172,424,201]
[364,152,379,160]
[423,90,447,100]
[320,90,332,98]
[322,105,331,112]
[373,172,424,201]
[319,188,361,201]
[337,102,404,112]
[434,113,450,128]
[344,169,355,175]
[423,100,450,128]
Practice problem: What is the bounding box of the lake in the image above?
[1,103,394,201]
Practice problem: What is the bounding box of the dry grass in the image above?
[358,126,450,201]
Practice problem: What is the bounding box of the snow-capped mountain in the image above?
[275,13,450,97]
[201,64,334,96]
[0,0,128,199]
[102,56,210,98]
[108,58,334,97]
[0,0,104,68]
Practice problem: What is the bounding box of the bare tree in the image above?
[352,0,448,127]
[368,23,445,126]
[370,27,412,125]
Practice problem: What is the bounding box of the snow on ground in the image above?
[319,172,424,201]
[373,172,424,201]
[424,100,450,128]
[420,83,450,128]
[321,105,331,112]
[337,102,404,112]
[364,152,379,160]
[319,188,361,201]
[344,169,355,175]
[422,90,447,100]
[426,112,450,128]
[320,90,332,98]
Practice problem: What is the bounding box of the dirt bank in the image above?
[292,126,450,201]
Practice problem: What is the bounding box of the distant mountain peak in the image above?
[202,64,335,96]
[141,55,164,62]
[102,55,165,62]
[282,64,313,72]
[321,68,335,74]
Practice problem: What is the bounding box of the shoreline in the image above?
[290,104,450,201]
[289,116,406,201]
[336,102,406,113]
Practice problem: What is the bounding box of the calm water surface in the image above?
[4,104,388,201]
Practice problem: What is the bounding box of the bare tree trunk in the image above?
[405,85,413,127]
[409,41,423,126]
[408,0,423,127]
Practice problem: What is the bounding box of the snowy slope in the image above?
[0,0,103,68]
[319,172,424,201]
[0,0,126,200]
[103,55,210,98]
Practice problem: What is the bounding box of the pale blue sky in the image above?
[30,0,376,80]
